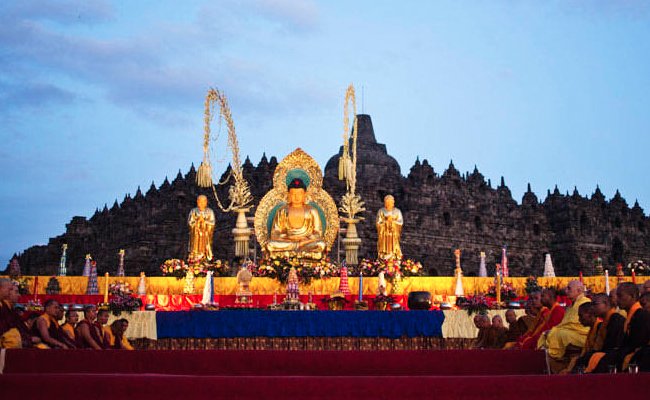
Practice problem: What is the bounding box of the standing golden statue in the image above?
[188,195,216,260]
[267,178,326,260]
[376,194,403,259]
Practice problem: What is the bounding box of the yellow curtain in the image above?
[5,275,631,296]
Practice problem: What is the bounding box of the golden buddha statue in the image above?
[267,178,326,259]
[188,195,215,260]
[376,194,403,259]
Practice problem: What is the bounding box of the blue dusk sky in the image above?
[1,0,650,267]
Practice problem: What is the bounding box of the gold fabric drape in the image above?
[9,276,632,296]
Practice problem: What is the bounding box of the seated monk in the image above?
[491,315,508,349]
[472,314,504,349]
[0,278,35,348]
[538,281,591,361]
[594,282,650,372]
[106,319,134,350]
[525,288,566,348]
[572,294,625,373]
[61,310,79,342]
[267,178,326,260]
[32,299,76,349]
[640,292,650,313]
[503,309,528,348]
[76,305,107,349]
[520,302,539,331]
[515,291,550,349]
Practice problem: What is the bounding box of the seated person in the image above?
[503,309,528,348]
[573,293,625,373]
[32,299,75,349]
[525,287,566,348]
[0,278,35,348]
[76,305,107,349]
[538,281,590,361]
[643,279,650,295]
[61,310,79,342]
[640,292,650,313]
[473,314,491,349]
[491,315,508,349]
[515,291,549,349]
[267,178,326,260]
[596,282,650,372]
[106,319,134,350]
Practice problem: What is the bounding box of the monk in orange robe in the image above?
[60,310,79,343]
[32,299,76,349]
[0,278,34,348]
[105,319,134,350]
[516,291,549,349]
[593,283,650,372]
[572,294,625,373]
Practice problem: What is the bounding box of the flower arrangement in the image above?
[107,280,142,316]
[160,259,187,279]
[253,256,340,284]
[160,257,230,280]
[108,294,142,316]
[524,276,541,295]
[109,281,133,296]
[351,258,423,281]
[457,295,489,316]
[487,282,518,301]
[627,260,648,276]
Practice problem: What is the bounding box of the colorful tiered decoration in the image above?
[137,272,147,295]
[58,244,67,276]
[117,249,125,277]
[86,261,99,295]
[183,269,195,294]
[543,253,555,277]
[338,265,350,295]
[285,267,300,304]
[235,266,253,306]
[82,254,92,277]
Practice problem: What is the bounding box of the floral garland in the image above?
[160,257,230,280]
[349,258,423,281]
[253,256,340,284]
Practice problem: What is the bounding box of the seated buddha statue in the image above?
[266,178,326,260]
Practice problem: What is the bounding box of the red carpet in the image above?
[3,349,546,375]
[2,349,648,399]
[1,373,648,400]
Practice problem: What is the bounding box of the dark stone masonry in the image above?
[8,114,649,277]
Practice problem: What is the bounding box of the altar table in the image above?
[156,310,445,339]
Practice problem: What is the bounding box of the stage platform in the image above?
[1,349,647,400]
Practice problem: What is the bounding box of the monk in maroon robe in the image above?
[76,305,107,349]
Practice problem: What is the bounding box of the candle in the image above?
[104,272,109,303]
[579,271,583,284]
[33,276,39,302]
[632,269,636,284]
[359,272,363,302]
[605,270,610,294]
[496,270,501,305]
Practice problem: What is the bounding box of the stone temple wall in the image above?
[9,114,650,277]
